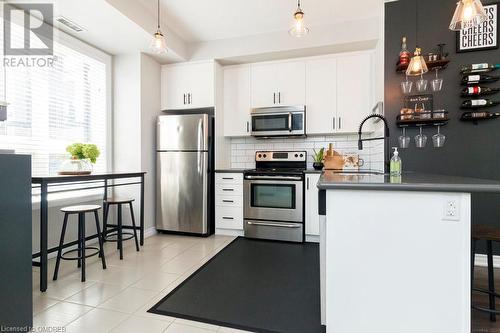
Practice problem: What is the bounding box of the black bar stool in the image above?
[102,198,139,260]
[53,205,106,282]
[472,224,500,321]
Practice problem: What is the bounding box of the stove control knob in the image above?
[294,154,298,158]
[263,154,267,158]
[258,154,262,158]
[299,154,304,158]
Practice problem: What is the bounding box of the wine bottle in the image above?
[461,86,500,97]
[462,74,500,85]
[461,111,500,121]
[460,63,500,74]
[461,99,500,109]
[399,37,411,66]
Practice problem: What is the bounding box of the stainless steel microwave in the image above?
[250,105,306,137]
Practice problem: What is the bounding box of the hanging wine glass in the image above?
[432,126,446,148]
[431,68,443,92]
[401,75,413,94]
[415,126,427,148]
[416,73,428,92]
[398,127,410,149]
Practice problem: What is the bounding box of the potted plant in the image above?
[58,143,100,175]
[312,148,325,170]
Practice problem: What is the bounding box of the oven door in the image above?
[250,109,305,137]
[243,175,303,223]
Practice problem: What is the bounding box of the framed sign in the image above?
[404,94,433,111]
[456,3,499,52]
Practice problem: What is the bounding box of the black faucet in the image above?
[357,114,391,174]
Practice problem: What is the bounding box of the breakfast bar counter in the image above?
[316,171,500,333]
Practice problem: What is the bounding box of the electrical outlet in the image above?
[443,199,460,221]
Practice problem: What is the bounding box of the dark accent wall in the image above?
[385,0,500,253]
[0,154,32,329]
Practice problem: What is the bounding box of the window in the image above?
[0,16,110,177]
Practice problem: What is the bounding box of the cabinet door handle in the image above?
[307,177,310,190]
[339,117,342,129]
[183,94,186,105]
[222,188,234,192]
[278,92,281,104]
[222,200,234,203]
[222,217,234,220]
[222,177,234,180]
[188,93,192,104]
[332,117,336,130]
[273,93,276,104]
[246,121,249,133]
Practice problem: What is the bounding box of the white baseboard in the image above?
[144,226,158,238]
[215,228,244,237]
[475,254,500,268]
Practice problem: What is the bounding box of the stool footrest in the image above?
[473,305,500,315]
[473,287,500,298]
[104,232,135,242]
[61,247,100,261]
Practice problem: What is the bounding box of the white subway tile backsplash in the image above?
[229,134,384,170]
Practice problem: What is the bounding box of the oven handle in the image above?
[247,221,301,228]
[244,175,302,181]
[288,112,292,132]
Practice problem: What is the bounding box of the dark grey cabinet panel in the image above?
[0,154,32,328]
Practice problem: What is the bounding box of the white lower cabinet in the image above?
[215,172,244,233]
[305,173,321,236]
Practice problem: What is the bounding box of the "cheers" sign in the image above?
[457,3,498,53]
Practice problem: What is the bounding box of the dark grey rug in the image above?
[148,237,324,333]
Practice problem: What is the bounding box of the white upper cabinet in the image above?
[161,61,214,110]
[336,53,373,133]
[250,61,305,108]
[223,66,251,137]
[306,58,337,135]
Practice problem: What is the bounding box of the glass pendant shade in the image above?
[150,30,167,54]
[449,0,488,31]
[289,2,309,37]
[406,48,429,76]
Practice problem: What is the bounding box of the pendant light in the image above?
[406,0,428,76]
[150,0,167,54]
[449,0,488,31]
[289,0,309,38]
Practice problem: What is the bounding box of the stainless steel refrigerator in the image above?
[156,112,214,235]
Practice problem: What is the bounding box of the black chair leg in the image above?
[94,211,107,269]
[77,214,82,268]
[53,213,69,281]
[487,240,496,322]
[118,204,123,260]
[129,202,140,252]
[79,213,86,282]
[103,203,109,242]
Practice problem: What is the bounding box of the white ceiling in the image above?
[139,0,383,43]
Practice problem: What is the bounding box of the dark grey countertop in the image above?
[317,171,500,193]
[215,169,246,173]
[303,169,323,174]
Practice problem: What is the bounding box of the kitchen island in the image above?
[316,171,500,333]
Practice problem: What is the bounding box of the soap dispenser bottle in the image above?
[390,147,402,176]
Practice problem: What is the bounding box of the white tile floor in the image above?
[32,233,252,333]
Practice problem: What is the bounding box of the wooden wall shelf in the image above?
[396,59,450,73]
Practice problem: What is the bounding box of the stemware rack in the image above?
[396,58,450,73]
[396,111,449,128]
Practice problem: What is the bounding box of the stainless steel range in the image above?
[243,151,306,243]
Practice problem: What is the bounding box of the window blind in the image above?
[0,17,108,177]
